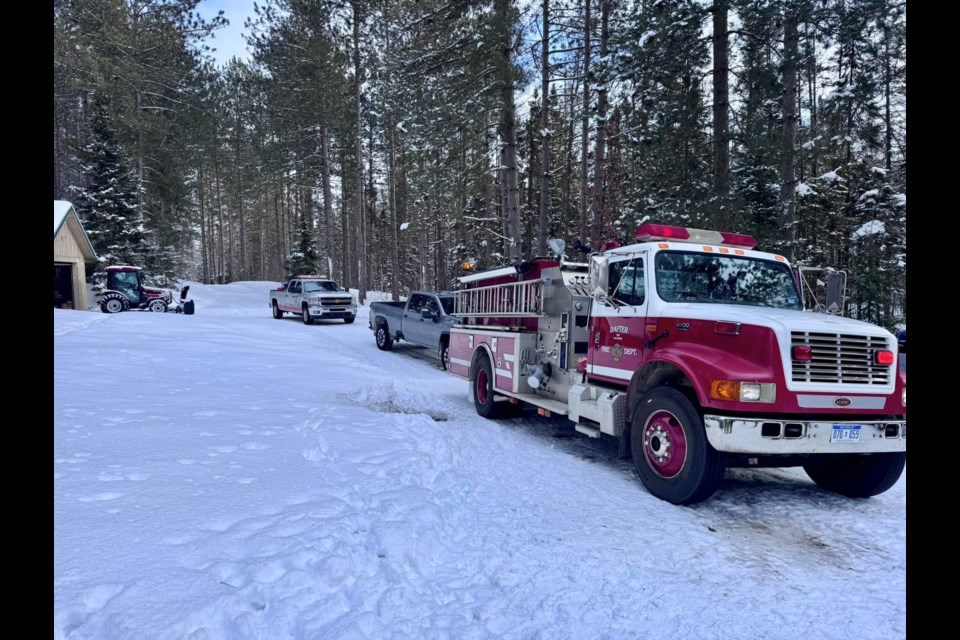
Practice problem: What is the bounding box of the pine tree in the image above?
[69,95,154,272]
[284,218,323,278]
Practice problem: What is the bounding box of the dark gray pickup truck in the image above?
[369,291,460,369]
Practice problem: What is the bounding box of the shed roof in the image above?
[54,200,98,262]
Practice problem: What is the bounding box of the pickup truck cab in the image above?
[369,291,459,369]
[269,275,357,324]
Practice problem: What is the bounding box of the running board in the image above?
[494,391,570,416]
[574,423,602,438]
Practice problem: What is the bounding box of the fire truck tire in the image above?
[100,294,127,314]
[802,452,906,498]
[148,299,167,313]
[472,355,504,419]
[302,305,314,325]
[272,302,283,319]
[375,324,393,350]
[629,387,726,505]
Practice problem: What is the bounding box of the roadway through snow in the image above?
[53,283,907,640]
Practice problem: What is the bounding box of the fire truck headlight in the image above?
[710,380,776,403]
[740,383,762,401]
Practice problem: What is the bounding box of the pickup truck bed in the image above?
[369,292,460,369]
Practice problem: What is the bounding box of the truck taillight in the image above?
[791,346,812,361]
[875,350,894,365]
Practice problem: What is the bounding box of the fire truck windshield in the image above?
[655,251,802,310]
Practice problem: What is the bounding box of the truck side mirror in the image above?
[825,272,846,314]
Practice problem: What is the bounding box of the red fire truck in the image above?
[448,224,906,505]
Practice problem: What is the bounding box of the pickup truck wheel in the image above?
[472,355,505,419]
[802,452,906,498]
[629,387,726,505]
[344,316,355,324]
[272,302,283,319]
[302,305,314,325]
[440,341,450,371]
[375,324,393,350]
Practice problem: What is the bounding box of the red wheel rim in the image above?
[643,410,688,478]
[477,368,489,404]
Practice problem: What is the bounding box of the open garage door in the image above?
[54,263,74,309]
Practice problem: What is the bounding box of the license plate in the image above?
[831,425,861,443]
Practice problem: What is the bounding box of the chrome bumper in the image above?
[703,415,906,454]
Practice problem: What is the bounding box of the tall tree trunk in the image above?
[214,148,225,284]
[712,0,730,229]
[199,168,209,283]
[591,0,609,242]
[420,158,429,290]
[274,187,282,278]
[806,21,817,178]
[496,0,521,262]
[388,117,400,301]
[538,0,551,256]
[579,0,591,245]
[883,23,892,171]
[235,97,246,279]
[321,126,335,276]
[352,1,367,304]
[779,12,798,258]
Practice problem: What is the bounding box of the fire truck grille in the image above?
[322,298,353,307]
[790,331,892,385]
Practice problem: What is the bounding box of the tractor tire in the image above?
[272,302,283,319]
[302,305,314,325]
[803,452,906,498]
[375,323,393,351]
[100,294,127,314]
[629,387,726,505]
[147,299,168,313]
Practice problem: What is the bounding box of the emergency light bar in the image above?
[635,223,758,249]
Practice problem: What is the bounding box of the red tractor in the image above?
[98,266,190,314]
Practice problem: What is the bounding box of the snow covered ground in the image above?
[54,281,906,639]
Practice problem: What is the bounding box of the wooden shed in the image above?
[54,201,98,310]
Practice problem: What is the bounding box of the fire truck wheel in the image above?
[272,302,283,319]
[302,305,314,325]
[629,387,726,505]
[472,355,504,419]
[375,324,393,350]
[802,452,905,498]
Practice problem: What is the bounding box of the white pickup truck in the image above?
[269,276,357,324]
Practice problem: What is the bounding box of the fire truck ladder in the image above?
[455,279,546,317]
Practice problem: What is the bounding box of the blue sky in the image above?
[197,0,257,66]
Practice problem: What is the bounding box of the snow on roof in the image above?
[54,200,98,260]
[54,200,74,236]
